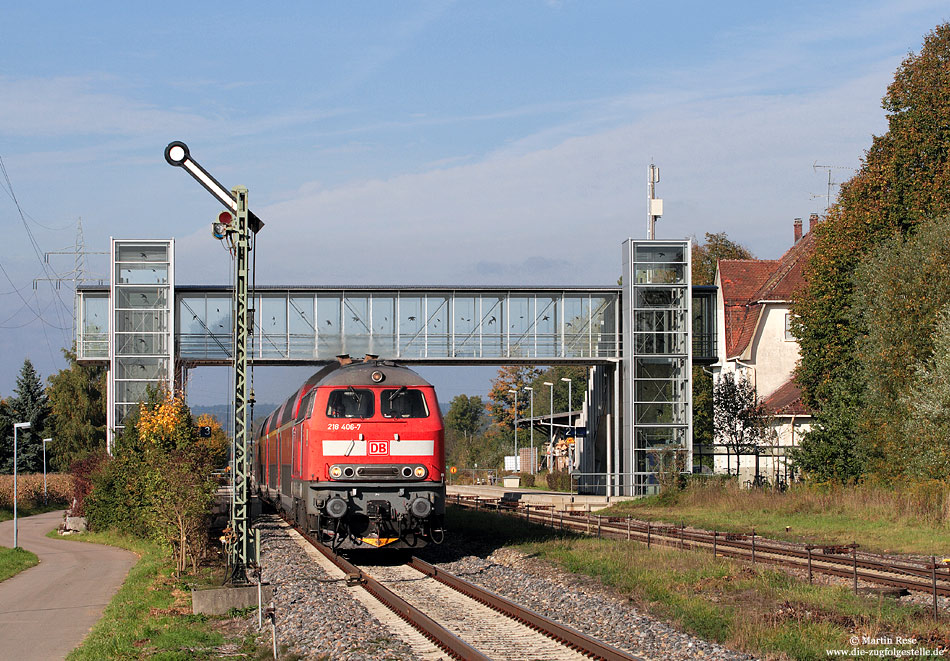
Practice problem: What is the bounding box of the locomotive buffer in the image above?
[165,141,263,585]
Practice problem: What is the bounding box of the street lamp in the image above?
[544,382,554,472]
[507,388,518,471]
[560,377,573,426]
[12,422,30,549]
[523,386,534,474]
[42,438,52,504]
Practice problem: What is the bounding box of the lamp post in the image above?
[507,388,518,471]
[12,422,30,549]
[42,438,52,504]
[560,377,572,427]
[544,381,554,472]
[524,386,534,474]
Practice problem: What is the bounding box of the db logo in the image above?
[368,440,389,455]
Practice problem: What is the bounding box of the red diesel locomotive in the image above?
[254,356,446,549]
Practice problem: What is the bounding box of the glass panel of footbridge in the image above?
[590,294,618,358]
[289,296,316,358]
[563,295,592,358]
[316,294,343,358]
[508,295,535,358]
[258,294,288,359]
[452,295,480,358]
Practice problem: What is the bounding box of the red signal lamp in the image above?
[218,211,234,225]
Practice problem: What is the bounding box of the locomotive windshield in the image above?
[381,387,429,418]
[326,388,374,418]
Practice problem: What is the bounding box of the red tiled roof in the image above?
[762,378,811,416]
[718,232,815,358]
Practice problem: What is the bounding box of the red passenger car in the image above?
[254,356,445,549]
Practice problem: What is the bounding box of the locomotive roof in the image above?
[316,361,433,388]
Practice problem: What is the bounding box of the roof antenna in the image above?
[647,161,663,240]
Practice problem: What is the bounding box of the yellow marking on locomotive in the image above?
[361,537,398,547]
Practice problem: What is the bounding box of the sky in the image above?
[1,1,948,408]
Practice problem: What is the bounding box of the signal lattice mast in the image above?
[164,141,264,585]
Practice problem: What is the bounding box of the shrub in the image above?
[545,469,572,492]
[520,472,535,488]
[67,452,109,515]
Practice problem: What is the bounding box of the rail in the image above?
[280,511,641,659]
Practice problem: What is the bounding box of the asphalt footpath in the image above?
[0,510,136,661]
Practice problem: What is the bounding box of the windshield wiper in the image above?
[388,386,407,402]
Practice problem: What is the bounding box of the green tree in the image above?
[526,365,589,420]
[852,216,950,479]
[901,305,950,481]
[47,349,107,470]
[794,23,950,449]
[1,359,52,473]
[444,395,485,443]
[713,371,769,477]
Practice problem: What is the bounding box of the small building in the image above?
[711,216,817,485]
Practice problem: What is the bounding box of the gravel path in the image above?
[251,514,758,660]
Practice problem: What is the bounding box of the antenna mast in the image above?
[812,162,853,213]
[647,162,663,240]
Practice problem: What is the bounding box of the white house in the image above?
[712,216,816,485]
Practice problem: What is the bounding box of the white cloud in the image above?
[0,75,208,137]
[174,60,890,290]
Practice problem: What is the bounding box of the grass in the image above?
[596,479,950,555]
[447,507,950,661]
[0,545,38,582]
[50,528,261,660]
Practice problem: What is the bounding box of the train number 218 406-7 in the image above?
[327,423,362,431]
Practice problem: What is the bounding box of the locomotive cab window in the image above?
[326,388,374,418]
[295,390,316,423]
[381,387,429,418]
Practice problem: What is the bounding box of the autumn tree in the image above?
[691,232,753,288]
[486,365,542,428]
[85,389,216,574]
[195,413,229,468]
[47,349,107,470]
[793,23,950,478]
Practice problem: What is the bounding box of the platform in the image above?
[446,484,636,512]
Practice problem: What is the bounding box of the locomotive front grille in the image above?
[358,466,399,477]
[330,463,428,481]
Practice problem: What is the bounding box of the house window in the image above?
[784,313,796,341]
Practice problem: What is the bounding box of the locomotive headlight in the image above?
[410,497,432,519]
[325,497,348,518]
[329,466,343,479]
[414,466,427,479]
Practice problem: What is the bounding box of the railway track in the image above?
[282,513,641,660]
[451,494,950,614]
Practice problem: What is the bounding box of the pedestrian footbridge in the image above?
[75,238,718,496]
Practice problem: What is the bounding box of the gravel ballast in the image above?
[251,513,758,660]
